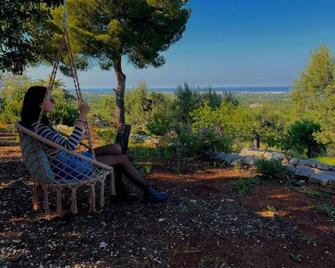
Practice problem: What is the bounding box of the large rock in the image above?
[289,158,300,166]
[240,155,261,166]
[286,165,296,173]
[310,170,335,186]
[294,166,316,178]
[222,154,242,165]
[316,163,332,171]
[299,159,318,168]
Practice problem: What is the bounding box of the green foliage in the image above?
[304,187,323,198]
[315,203,334,218]
[0,1,54,74]
[49,88,78,126]
[254,159,289,179]
[283,119,326,158]
[174,83,202,128]
[44,0,190,71]
[125,83,175,135]
[315,156,335,165]
[0,76,79,126]
[201,88,223,109]
[290,45,335,148]
[233,178,258,194]
[96,128,117,146]
[222,91,239,106]
[0,75,33,123]
[173,128,232,157]
[192,100,255,151]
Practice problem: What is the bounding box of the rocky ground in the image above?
[1,125,335,267]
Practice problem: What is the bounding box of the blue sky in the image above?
[27,0,335,89]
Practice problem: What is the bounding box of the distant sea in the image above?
[70,86,290,95]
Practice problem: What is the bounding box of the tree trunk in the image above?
[113,55,131,152]
[252,131,260,150]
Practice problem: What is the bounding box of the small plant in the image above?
[96,127,117,145]
[289,253,303,263]
[254,158,289,179]
[316,203,334,218]
[301,234,318,245]
[304,186,322,198]
[266,204,276,212]
[233,178,257,194]
[199,256,228,268]
[232,160,242,173]
[143,163,153,174]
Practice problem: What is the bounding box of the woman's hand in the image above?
[79,101,90,120]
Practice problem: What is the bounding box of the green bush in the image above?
[283,119,326,158]
[162,128,232,158]
[254,158,289,179]
[50,102,78,126]
[96,128,117,145]
[0,75,32,123]
[233,178,258,194]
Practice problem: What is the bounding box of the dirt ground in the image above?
[1,126,335,267]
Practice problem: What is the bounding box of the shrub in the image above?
[96,128,117,145]
[233,178,258,194]
[254,159,289,179]
[282,119,326,158]
[172,128,232,158]
[50,102,78,126]
[316,203,334,218]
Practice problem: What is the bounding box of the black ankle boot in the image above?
[142,187,169,203]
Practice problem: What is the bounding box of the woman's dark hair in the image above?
[20,86,50,128]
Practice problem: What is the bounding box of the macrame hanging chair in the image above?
[16,1,115,216]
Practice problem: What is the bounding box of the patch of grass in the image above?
[199,256,230,268]
[233,178,258,194]
[289,253,303,263]
[254,159,289,179]
[301,234,318,246]
[304,186,323,198]
[265,204,276,212]
[315,203,335,218]
[315,156,335,166]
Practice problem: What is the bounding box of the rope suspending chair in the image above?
[16,1,115,215]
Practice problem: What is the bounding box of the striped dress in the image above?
[31,122,93,179]
[32,122,84,153]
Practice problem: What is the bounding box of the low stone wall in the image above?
[211,149,335,186]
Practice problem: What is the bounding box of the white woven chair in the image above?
[16,122,115,215]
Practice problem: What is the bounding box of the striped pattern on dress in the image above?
[32,122,84,152]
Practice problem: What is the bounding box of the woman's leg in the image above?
[96,154,149,191]
[94,144,123,157]
[94,144,127,195]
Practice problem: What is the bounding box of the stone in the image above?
[294,166,316,178]
[299,159,318,168]
[286,165,296,173]
[268,152,285,160]
[316,163,331,171]
[309,170,335,186]
[241,155,257,166]
[216,152,226,161]
[289,158,299,166]
[223,154,242,165]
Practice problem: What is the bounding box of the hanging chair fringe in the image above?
[70,187,78,214]
[56,188,62,215]
[99,179,105,208]
[89,183,96,212]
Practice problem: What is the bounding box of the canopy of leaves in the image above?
[289,45,335,146]
[283,119,326,158]
[44,0,190,73]
[0,1,63,74]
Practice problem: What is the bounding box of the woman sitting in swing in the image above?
[20,86,169,203]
